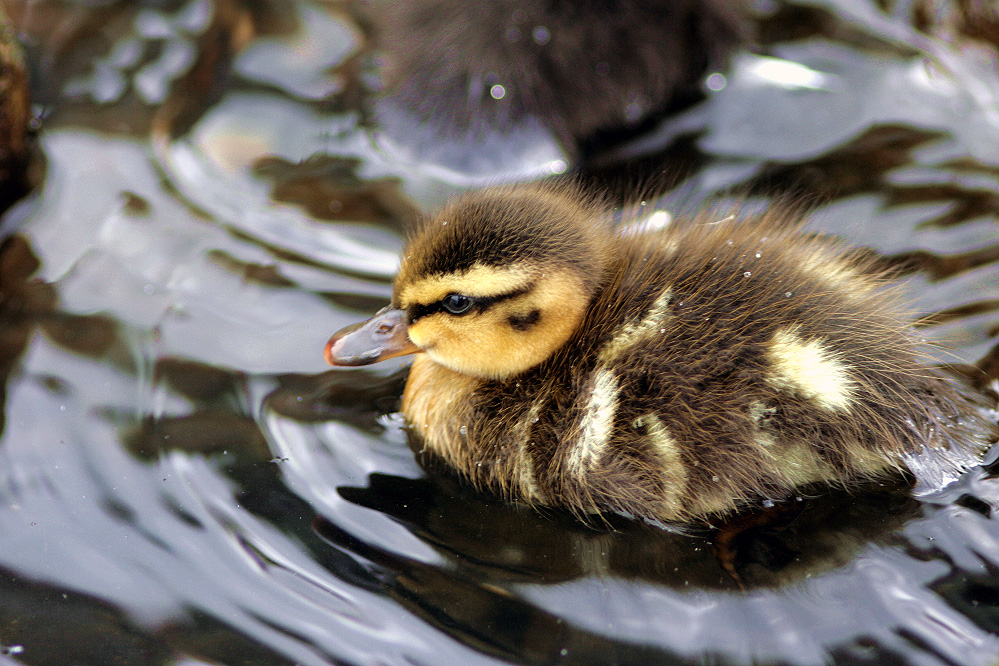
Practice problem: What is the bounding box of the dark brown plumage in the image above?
[365,0,749,155]
[326,182,995,524]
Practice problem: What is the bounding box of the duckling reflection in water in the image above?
[325,182,994,524]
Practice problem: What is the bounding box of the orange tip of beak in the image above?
[324,307,420,366]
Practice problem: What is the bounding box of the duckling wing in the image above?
[549,221,993,519]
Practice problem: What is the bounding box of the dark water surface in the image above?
[0,1,998,664]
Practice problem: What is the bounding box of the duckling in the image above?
[324,182,993,523]
[364,0,749,157]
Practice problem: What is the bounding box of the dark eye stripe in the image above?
[408,282,535,323]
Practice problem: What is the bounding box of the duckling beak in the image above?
[324,307,420,366]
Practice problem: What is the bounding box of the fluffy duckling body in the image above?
[326,183,991,523]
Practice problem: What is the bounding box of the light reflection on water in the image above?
[0,1,998,665]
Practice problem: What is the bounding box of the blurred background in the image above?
[0,0,997,664]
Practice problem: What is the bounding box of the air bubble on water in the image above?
[705,72,727,91]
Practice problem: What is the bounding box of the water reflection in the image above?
[0,1,997,665]
[261,367,999,664]
[332,472,922,591]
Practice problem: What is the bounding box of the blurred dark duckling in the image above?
[362,0,749,158]
[325,182,994,524]
[0,4,33,212]
[914,0,999,49]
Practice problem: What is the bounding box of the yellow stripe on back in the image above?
[767,328,855,411]
[568,368,619,480]
[598,287,673,364]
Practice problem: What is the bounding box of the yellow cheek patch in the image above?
[401,267,591,379]
[766,328,855,411]
[399,262,534,307]
[406,319,432,349]
[407,317,475,352]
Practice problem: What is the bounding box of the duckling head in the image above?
[326,184,609,378]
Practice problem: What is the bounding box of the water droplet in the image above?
[743,271,752,278]
[711,475,720,482]
[490,84,506,99]
[660,328,666,333]
[784,291,793,298]
[532,25,550,44]
[755,253,761,258]
[762,499,774,508]
[459,425,467,435]
[624,101,644,122]
[726,240,733,245]
[705,72,727,91]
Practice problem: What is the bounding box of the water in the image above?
[0,1,998,665]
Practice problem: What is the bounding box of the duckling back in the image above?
[400,196,993,523]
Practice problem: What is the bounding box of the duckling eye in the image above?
[442,293,473,315]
